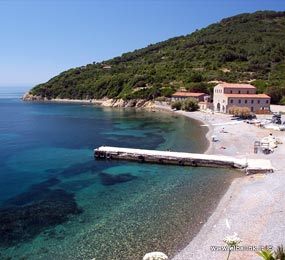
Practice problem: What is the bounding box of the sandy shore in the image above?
[154,104,285,260]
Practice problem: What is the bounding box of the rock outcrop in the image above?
[21,93,154,109]
[101,98,154,108]
[22,92,46,101]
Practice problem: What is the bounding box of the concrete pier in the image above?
[94,146,274,173]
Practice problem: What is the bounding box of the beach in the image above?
[164,109,285,260]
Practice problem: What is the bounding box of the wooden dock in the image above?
[94,146,274,174]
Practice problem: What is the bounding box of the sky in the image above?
[0,0,284,87]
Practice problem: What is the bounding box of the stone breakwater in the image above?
[22,92,154,108]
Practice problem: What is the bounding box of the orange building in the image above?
[172,92,209,102]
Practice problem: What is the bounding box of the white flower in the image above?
[143,252,168,260]
[223,232,242,247]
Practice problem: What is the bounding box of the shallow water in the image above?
[0,88,240,260]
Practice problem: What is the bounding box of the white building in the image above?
[213,83,271,113]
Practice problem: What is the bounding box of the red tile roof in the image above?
[218,83,256,89]
[172,92,206,97]
[225,94,270,98]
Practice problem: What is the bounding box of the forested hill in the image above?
[29,11,285,104]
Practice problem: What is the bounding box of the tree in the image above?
[171,101,182,110]
[27,11,285,101]
[266,86,283,104]
[182,98,199,111]
[279,96,285,105]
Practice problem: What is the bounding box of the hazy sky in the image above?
[0,0,284,87]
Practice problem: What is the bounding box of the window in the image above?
[266,100,269,104]
[238,100,241,104]
[230,90,233,94]
[247,91,249,94]
[258,100,260,104]
[245,100,247,104]
[238,90,241,94]
[251,100,254,104]
[230,99,233,104]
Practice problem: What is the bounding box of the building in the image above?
[198,101,213,111]
[103,64,112,70]
[172,92,209,102]
[213,83,271,113]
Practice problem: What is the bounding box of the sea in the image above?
[0,87,240,260]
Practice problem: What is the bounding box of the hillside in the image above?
[28,11,285,104]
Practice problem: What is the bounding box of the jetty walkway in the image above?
[94,146,274,174]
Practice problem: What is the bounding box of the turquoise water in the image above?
[0,88,240,260]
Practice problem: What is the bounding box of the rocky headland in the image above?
[22,92,154,108]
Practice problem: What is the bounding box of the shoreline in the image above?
[44,98,104,104]
[166,109,285,260]
[21,93,154,108]
[21,97,285,259]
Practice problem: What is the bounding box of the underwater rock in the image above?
[99,173,137,186]
[5,178,60,206]
[58,161,98,178]
[0,188,82,247]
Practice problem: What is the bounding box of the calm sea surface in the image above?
[0,87,240,260]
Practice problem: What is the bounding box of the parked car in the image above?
[232,113,256,120]
[272,118,282,124]
[272,112,282,118]
[272,112,282,124]
[231,116,243,120]
[247,113,257,119]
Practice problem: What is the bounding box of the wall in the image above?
[227,97,270,112]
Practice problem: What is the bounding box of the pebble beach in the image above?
[169,109,285,260]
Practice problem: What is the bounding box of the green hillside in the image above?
[29,11,285,104]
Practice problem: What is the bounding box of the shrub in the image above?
[274,245,285,260]
[171,101,182,110]
[239,107,251,118]
[181,98,199,111]
[228,106,250,118]
[257,245,285,260]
